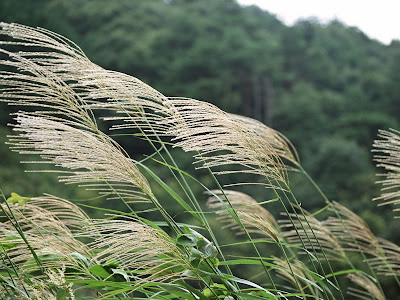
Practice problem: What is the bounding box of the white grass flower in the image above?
[9,113,152,201]
[347,273,384,300]
[280,206,346,261]
[373,129,400,216]
[84,218,193,286]
[273,258,316,295]
[1,196,91,277]
[326,202,400,276]
[1,23,299,191]
[206,190,280,241]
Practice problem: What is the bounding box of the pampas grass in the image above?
[0,22,399,299]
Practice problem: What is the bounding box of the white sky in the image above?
[237,0,400,45]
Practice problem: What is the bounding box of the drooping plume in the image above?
[280,206,346,261]
[326,202,400,276]
[84,218,193,287]
[1,195,91,277]
[0,23,153,201]
[347,273,384,300]
[373,129,400,217]
[0,23,299,191]
[206,190,281,242]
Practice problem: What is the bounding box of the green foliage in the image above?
[6,192,30,206]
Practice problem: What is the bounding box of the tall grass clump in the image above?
[0,23,399,299]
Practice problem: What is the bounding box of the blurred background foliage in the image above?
[1,0,399,250]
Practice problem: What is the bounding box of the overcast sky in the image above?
[237,0,400,45]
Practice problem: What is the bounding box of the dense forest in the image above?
[1,0,400,251]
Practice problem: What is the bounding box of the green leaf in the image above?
[69,252,89,268]
[56,288,67,300]
[176,233,198,246]
[89,265,111,279]
[198,242,217,259]
[111,268,130,282]
[6,192,30,206]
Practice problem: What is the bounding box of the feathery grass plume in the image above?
[206,190,281,241]
[1,198,91,278]
[4,194,90,235]
[84,218,193,287]
[45,266,76,300]
[0,23,299,189]
[24,194,90,232]
[164,98,294,187]
[0,275,56,300]
[0,23,153,202]
[9,114,152,201]
[373,129,400,216]
[347,273,384,300]
[327,201,400,284]
[228,114,299,167]
[273,257,316,295]
[0,24,96,132]
[368,238,400,276]
[325,202,383,257]
[0,22,172,135]
[280,206,346,261]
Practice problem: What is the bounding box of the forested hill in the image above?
[1,0,400,236]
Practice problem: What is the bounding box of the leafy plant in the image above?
[0,23,399,299]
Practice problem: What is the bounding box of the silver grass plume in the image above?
[373,129,400,216]
[0,22,172,135]
[229,114,299,167]
[0,276,57,300]
[25,194,90,231]
[9,114,152,200]
[0,23,95,131]
[280,206,346,261]
[0,23,153,201]
[326,202,400,276]
[273,258,316,295]
[206,190,281,242]
[0,23,299,190]
[1,195,91,277]
[326,202,383,257]
[347,273,384,300]
[83,218,193,286]
[164,98,298,187]
[368,238,400,276]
